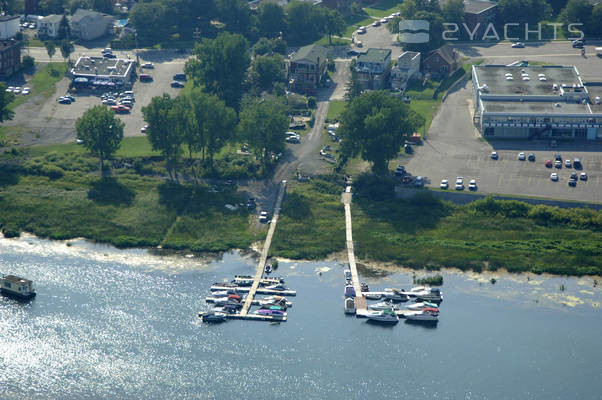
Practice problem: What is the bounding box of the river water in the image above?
[1,235,601,400]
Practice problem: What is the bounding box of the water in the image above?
[1,235,601,400]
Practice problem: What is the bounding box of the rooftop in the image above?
[0,15,19,22]
[290,44,328,65]
[398,51,420,62]
[440,0,497,14]
[473,65,584,97]
[72,8,110,24]
[357,48,392,64]
[72,56,134,77]
[40,14,63,24]
[3,275,32,284]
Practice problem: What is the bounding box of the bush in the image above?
[2,224,20,238]
[41,164,64,179]
[414,274,443,286]
[327,57,335,72]
[281,192,311,219]
[22,55,35,69]
[307,96,316,109]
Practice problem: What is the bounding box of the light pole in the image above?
[134,32,139,65]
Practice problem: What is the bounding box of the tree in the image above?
[75,105,124,173]
[324,9,345,45]
[497,0,551,25]
[92,0,112,13]
[286,1,326,45]
[216,0,252,36]
[350,2,362,16]
[22,55,35,69]
[69,0,91,14]
[257,2,287,38]
[45,41,56,62]
[129,2,169,44]
[185,32,250,108]
[142,94,184,182]
[402,11,444,52]
[338,91,424,175]
[589,4,602,37]
[399,0,418,18]
[441,0,465,26]
[253,37,287,56]
[58,15,70,40]
[238,96,288,167]
[251,54,285,92]
[60,39,73,63]
[344,70,362,102]
[560,0,593,34]
[0,83,15,122]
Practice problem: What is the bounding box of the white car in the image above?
[440,179,449,189]
[141,62,154,69]
[21,87,31,95]
[259,211,270,223]
[141,125,148,134]
[380,18,387,24]
[455,177,464,190]
[511,42,525,48]
[13,86,21,94]
[518,152,526,160]
[102,98,117,105]
[6,86,14,92]
[356,26,366,34]
[550,172,558,181]
[565,159,571,168]
[468,179,477,191]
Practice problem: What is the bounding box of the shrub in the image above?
[22,55,35,69]
[307,96,316,109]
[41,164,64,179]
[414,274,443,286]
[281,192,311,219]
[2,224,20,238]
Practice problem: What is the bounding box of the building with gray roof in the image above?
[288,44,329,94]
[356,48,392,90]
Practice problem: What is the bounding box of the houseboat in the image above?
[1,275,36,300]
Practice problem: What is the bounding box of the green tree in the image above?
[344,70,362,102]
[238,96,288,167]
[251,54,285,92]
[129,2,169,44]
[69,0,91,14]
[399,0,418,18]
[45,41,56,62]
[350,2,362,16]
[338,91,424,175]
[560,0,593,34]
[498,0,551,25]
[402,11,444,52]
[22,55,35,69]
[142,94,184,182]
[257,2,287,38]
[58,14,70,40]
[589,5,602,37]
[185,32,250,108]
[0,83,15,122]
[75,105,124,173]
[441,0,465,26]
[324,9,345,45]
[92,0,112,13]
[286,0,326,44]
[216,0,252,35]
[60,39,73,63]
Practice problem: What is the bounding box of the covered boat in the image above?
[344,297,356,314]
[368,301,398,311]
[344,284,356,298]
[0,275,36,300]
[200,311,227,323]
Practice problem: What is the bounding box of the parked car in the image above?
[511,42,525,48]
[259,211,270,223]
[119,99,133,107]
[171,81,185,88]
[394,165,406,176]
[545,159,552,168]
[5,86,13,92]
[468,179,477,191]
[58,97,71,104]
[356,26,366,34]
[440,179,449,189]
[21,87,30,95]
[555,160,562,169]
[491,151,498,160]
[572,40,584,48]
[139,74,153,82]
[565,159,571,168]
[404,143,413,154]
[247,198,256,210]
[528,153,535,161]
[569,172,578,180]
[285,135,300,143]
[414,176,424,187]
[141,62,154,69]
[580,172,588,181]
[111,105,130,113]
[550,172,558,181]
[554,153,562,161]
[573,158,582,169]
[347,49,360,56]
[518,152,526,161]
[141,125,148,134]
[380,18,388,24]
[173,73,187,81]
[102,98,117,105]
[356,41,363,48]
[372,20,381,27]
[64,95,75,102]
[13,87,21,94]
[401,175,413,184]
[103,53,116,59]
[455,177,464,190]
[568,178,577,187]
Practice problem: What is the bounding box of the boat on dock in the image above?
[232,275,285,287]
[254,308,286,319]
[368,300,399,311]
[344,269,352,282]
[366,309,399,324]
[383,289,409,302]
[344,284,356,298]
[406,301,439,310]
[199,311,227,323]
[265,264,272,274]
[364,292,383,300]
[1,275,36,300]
[416,288,443,302]
[257,295,290,307]
[405,307,439,323]
[344,297,356,314]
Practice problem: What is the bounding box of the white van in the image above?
[595,47,602,57]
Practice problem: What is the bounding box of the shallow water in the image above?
[1,235,601,399]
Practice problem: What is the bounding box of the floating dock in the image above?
[198,311,287,322]
[210,285,296,297]
[342,186,366,312]
[206,297,293,307]
[355,309,420,318]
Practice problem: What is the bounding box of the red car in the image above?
[545,159,552,168]
[111,105,130,113]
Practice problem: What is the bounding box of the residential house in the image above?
[391,51,421,91]
[71,9,113,41]
[288,44,329,95]
[38,14,63,39]
[0,40,21,77]
[440,0,497,40]
[422,45,461,78]
[355,48,392,90]
[0,16,20,40]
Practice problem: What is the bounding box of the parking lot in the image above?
[402,83,602,203]
[6,50,188,145]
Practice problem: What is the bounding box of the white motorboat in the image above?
[344,297,356,314]
[258,295,289,308]
[405,308,439,322]
[344,269,352,282]
[368,301,398,311]
[366,309,399,324]
[364,292,383,300]
[416,288,443,302]
[405,286,430,297]
[200,311,227,323]
[406,301,438,310]
[383,289,409,302]
[264,284,288,291]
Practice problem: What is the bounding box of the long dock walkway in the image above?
[240,180,287,316]
[342,186,366,311]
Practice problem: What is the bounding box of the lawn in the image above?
[8,63,69,110]
[326,100,347,122]
[362,0,401,17]
[315,36,352,46]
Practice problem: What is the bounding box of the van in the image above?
[173,73,186,81]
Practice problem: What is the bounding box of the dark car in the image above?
[570,172,578,180]
[347,49,360,56]
[139,74,153,82]
[103,53,117,58]
[247,198,256,210]
[573,158,582,169]
[554,153,562,161]
[404,144,413,154]
[170,81,185,88]
[528,153,535,161]
[173,73,187,81]
[568,178,577,187]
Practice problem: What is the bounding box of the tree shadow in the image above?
[0,170,19,187]
[158,182,192,214]
[88,177,135,206]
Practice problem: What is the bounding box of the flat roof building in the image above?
[71,56,135,87]
[472,65,602,140]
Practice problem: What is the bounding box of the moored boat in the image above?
[416,288,443,302]
[405,307,439,322]
[383,289,409,302]
[366,309,399,324]
[368,300,399,311]
[344,284,356,298]
[254,308,286,319]
[360,282,369,292]
[0,275,36,300]
[344,297,356,314]
[364,292,383,300]
[406,301,439,310]
[199,311,227,323]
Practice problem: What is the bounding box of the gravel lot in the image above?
[7,51,188,145]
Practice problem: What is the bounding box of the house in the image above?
[440,0,497,40]
[288,44,329,95]
[355,48,392,90]
[391,51,421,91]
[0,15,20,40]
[0,39,21,77]
[422,45,461,78]
[38,14,63,39]
[71,9,113,41]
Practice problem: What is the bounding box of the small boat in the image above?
[405,308,439,322]
[258,277,286,286]
[211,290,230,298]
[344,297,356,314]
[254,308,286,318]
[368,300,398,311]
[264,284,288,291]
[265,264,272,274]
[366,309,399,324]
[383,289,409,302]
[260,305,285,311]
[258,295,288,307]
[344,284,356,298]
[0,275,36,300]
[416,288,443,302]
[364,292,383,300]
[344,269,352,282]
[231,277,254,286]
[200,311,227,323]
[406,301,439,310]
[360,282,369,292]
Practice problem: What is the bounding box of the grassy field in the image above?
[9,63,68,110]
[326,100,347,122]
[362,0,401,17]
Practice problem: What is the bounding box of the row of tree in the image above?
[129,0,345,46]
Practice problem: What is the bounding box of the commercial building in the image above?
[288,44,328,95]
[0,15,20,40]
[0,40,21,77]
[355,48,391,90]
[472,65,602,140]
[71,56,135,87]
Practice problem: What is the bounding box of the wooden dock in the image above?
[198,311,287,322]
[342,185,365,312]
[239,180,288,316]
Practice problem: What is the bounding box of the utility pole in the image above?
[134,32,139,65]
